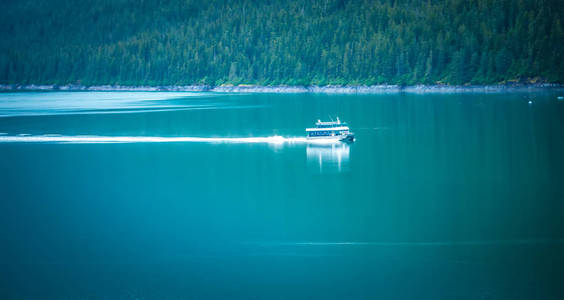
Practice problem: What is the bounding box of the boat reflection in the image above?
[306,142,350,173]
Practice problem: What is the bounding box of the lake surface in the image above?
[1,91,563,299]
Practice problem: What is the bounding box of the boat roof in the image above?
[315,117,346,126]
[316,120,341,125]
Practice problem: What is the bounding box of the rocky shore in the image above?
[1,83,562,93]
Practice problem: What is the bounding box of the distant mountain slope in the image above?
[1,0,562,86]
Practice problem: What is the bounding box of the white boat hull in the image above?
[306,134,354,143]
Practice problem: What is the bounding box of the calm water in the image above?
[1,91,563,299]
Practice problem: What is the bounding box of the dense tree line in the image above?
[0,0,562,86]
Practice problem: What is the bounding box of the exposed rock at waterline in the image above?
[1,83,562,93]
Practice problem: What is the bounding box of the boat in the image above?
[306,117,355,143]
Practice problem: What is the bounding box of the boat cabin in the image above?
[306,118,350,137]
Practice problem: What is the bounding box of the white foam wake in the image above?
[0,134,312,144]
[255,238,564,247]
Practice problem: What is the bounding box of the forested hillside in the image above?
[1,0,562,86]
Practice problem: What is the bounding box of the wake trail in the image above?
[253,238,564,247]
[0,134,314,144]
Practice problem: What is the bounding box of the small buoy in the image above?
[528,100,532,104]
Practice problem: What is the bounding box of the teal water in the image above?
[1,91,564,299]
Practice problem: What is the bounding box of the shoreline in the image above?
[0,83,562,94]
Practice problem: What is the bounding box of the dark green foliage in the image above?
[0,0,562,85]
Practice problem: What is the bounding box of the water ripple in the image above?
[0,91,238,117]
